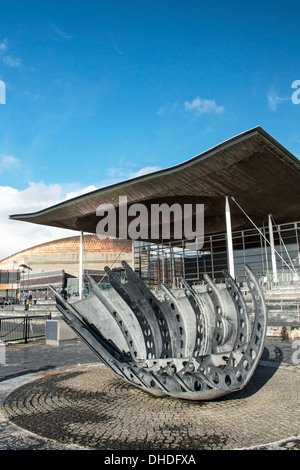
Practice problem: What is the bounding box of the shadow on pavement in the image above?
[223,346,283,402]
[0,365,57,383]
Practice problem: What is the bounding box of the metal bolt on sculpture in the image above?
[50,261,267,401]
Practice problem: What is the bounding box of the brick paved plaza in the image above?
[0,338,300,450]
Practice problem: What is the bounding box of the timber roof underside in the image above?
[10,127,300,241]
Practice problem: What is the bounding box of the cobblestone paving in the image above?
[2,361,300,450]
[0,339,97,382]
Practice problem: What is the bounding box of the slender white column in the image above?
[268,214,278,283]
[79,231,83,299]
[225,196,235,279]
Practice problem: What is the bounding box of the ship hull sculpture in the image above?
[50,261,267,401]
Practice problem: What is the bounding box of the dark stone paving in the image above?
[0,337,300,451]
[0,339,98,382]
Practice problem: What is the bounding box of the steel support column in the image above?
[268,214,278,283]
[225,196,235,279]
[79,231,83,299]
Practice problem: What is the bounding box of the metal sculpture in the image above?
[50,261,267,400]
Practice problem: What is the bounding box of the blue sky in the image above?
[0,0,300,259]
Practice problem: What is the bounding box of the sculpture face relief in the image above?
[50,261,267,401]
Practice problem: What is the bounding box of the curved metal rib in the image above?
[51,263,268,401]
[197,266,267,392]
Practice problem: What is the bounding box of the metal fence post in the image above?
[24,316,29,343]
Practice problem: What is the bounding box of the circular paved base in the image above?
[3,363,300,450]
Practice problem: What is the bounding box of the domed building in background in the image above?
[0,235,132,303]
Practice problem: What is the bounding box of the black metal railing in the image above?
[0,315,51,343]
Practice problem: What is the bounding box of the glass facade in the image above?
[134,220,300,287]
[0,270,20,285]
[0,270,21,303]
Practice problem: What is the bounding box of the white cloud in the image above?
[2,55,22,68]
[0,38,23,68]
[267,90,290,111]
[157,106,166,116]
[112,45,124,55]
[0,154,20,172]
[64,185,98,200]
[0,182,94,260]
[23,90,39,101]
[50,22,72,40]
[106,166,126,179]
[105,165,161,184]
[129,166,161,178]
[0,38,7,52]
[157,102,179,116]
[0,165,162,260]
[184,97,224,116]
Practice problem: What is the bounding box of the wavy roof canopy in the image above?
[10,127,300,241]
